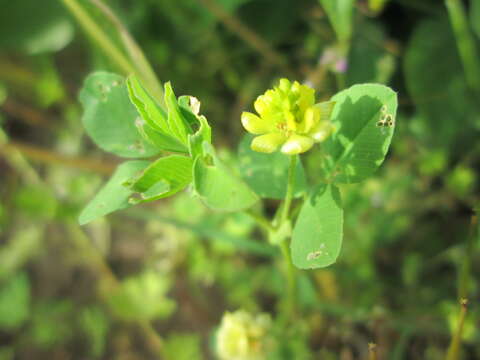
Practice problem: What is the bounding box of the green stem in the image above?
[278,155,298,315]
[445,0,480,92]
[245,209,275,233]
[280,239,296,315]
[445,299,468,360]
[60,0,135,75]
[279,155,297,225]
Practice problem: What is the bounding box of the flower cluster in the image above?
[216,310,272,360]
[241,78,335,155]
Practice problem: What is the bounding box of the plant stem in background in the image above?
[368,343,378,360]
[67,223,165,357]
[445,0,480,92]
[60,0,135,75]
[61,0,164,103]
[445,299,468,360]
[458,215,477,299]
[88,0,164,104]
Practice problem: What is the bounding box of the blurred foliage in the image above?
[1,0,480,359]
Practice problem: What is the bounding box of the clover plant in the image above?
[78,71,397,305]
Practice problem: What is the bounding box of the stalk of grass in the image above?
[445,299,469,360]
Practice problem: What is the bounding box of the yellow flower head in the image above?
[241,78,335,155]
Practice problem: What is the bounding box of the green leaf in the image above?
[291,185,343,269]
[164,82,193,144]
[322,83,397,183]
[80,72,159,158]
[0,272,30,330]
[0,0,73,54]
[238,134,307,199]
[319,0,355,43]
[78,161,150,225]
[127,75,169,134]
[193,143,258,212]
[128,155,193,203]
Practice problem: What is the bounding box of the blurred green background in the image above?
[0,0,479,359]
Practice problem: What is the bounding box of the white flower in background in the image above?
[216,310,272,360]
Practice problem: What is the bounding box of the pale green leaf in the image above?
[291,185,343,269]
[238,134,307,199]
[193,143,258,211]
[78,161,150,225]
[164,82,192,144]
[322,83,397,183]
[126,75,169,134]
[80,72,159,158]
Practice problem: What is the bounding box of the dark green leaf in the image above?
[404,18,478,148]
[291,185,343,269]
[0,0,73,54]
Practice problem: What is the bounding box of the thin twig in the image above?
[0,141,117,175]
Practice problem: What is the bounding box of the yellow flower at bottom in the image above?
[241,78,335,155]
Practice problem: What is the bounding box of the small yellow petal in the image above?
[279,78,291,92]
[310,122,334,143]
[241,112,274,134]
[281,134,314,155]
[299,106,320,133]
[251,133,287,153]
